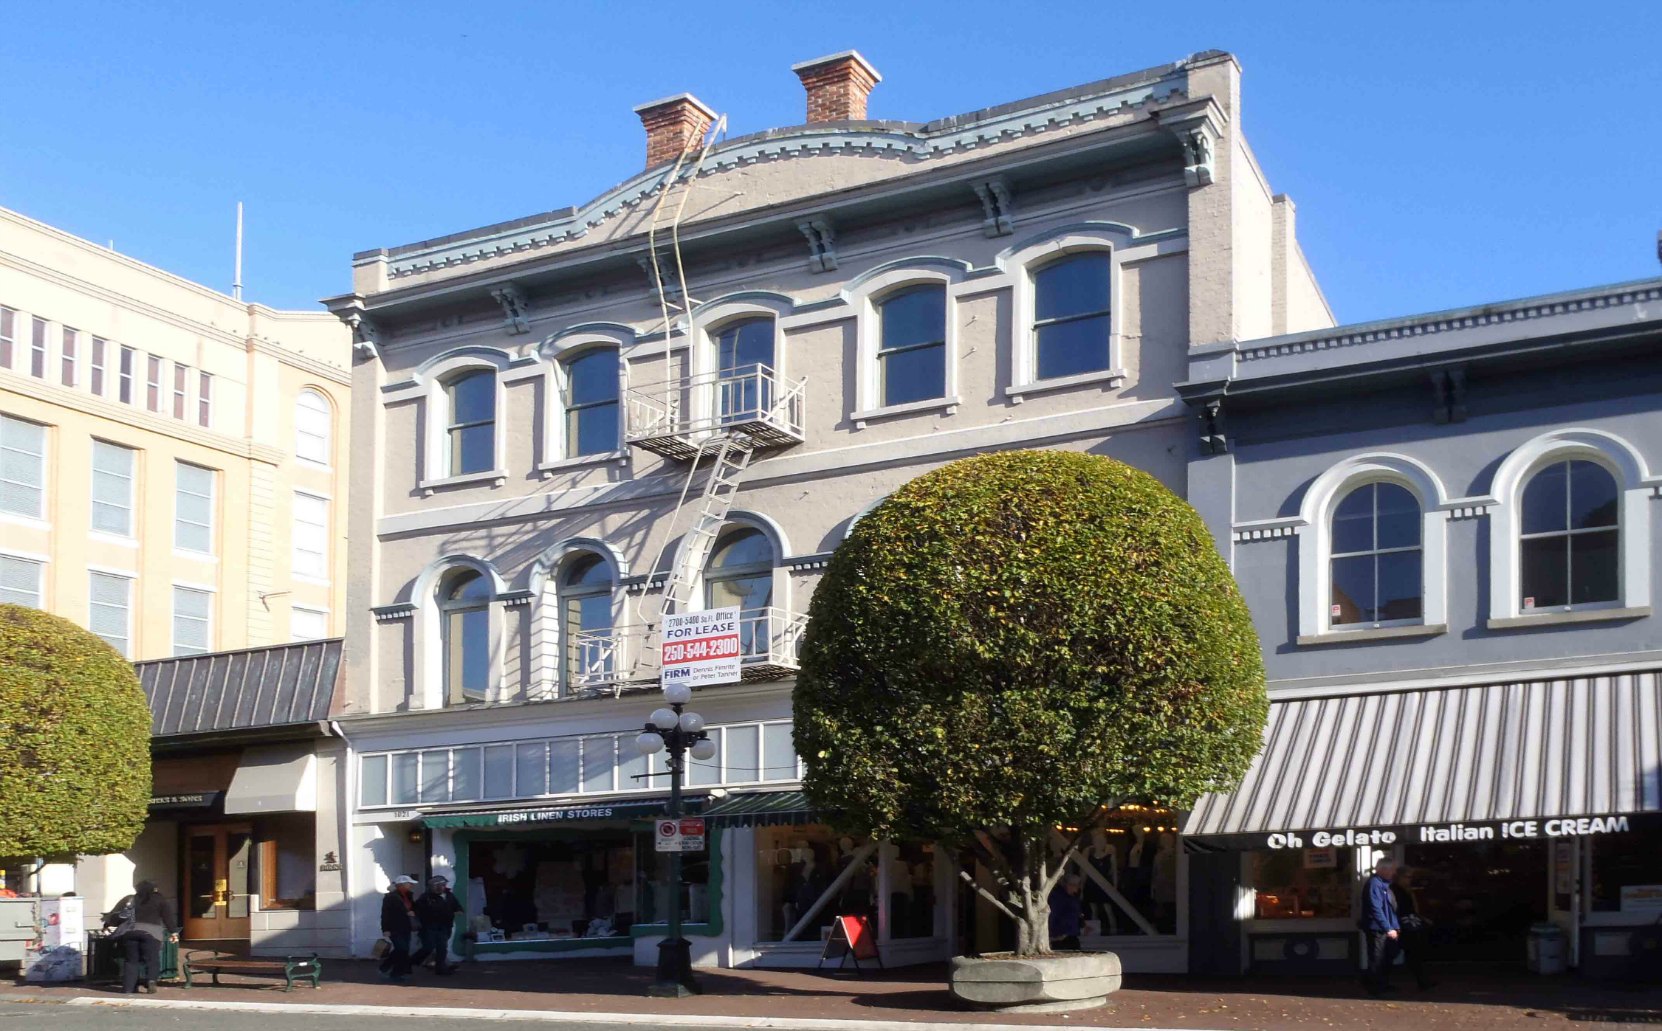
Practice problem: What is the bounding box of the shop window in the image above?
[754,825,875,942]
[1330,481,1423,625]
[887,841,938,939]
[1065,807,1180,936]
[636,830,713,926]
[876,284,947,407]
[1589,824,1662,912]
[1519,459,1619,610]
[258,814,317,911]
[1245,847,1355,919]
[1031,252,1112,381]
[563,349,619,458]
[469,835,635,942]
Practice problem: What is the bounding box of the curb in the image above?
[0,994,1197,1031]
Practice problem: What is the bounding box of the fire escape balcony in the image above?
[625,364,805,461]
[569,606,808,692]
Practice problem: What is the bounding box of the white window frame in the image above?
[292,491,330,582]
[290,605,329,642]
[410,555,507,710]
[145,354,163,413]
[1294,454,1450,644]
[87,568,134,658]
[0,550,47,608]
[558,345,625,463]
[197,370,213,427]
[170,583,214,656]
[847,267,961,426]
[28,317,47,379]
[294,388,332,466]
[90,440,136,540]
[172,363,189,420]
[0,414,48,523]
[60,327,78,388]
[0,307,14,369]
[688,296,792,434]
[118,346,136,404]
[535,330,630,474]
[1486,429,1654,627]
[173,461,216,556]
[414,354,508,494]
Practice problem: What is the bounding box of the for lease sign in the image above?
[662,606,742,688]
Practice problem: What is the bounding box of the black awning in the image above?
[701,790,822,827]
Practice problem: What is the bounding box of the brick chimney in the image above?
[792,50,882,124]
[633,93,717,169]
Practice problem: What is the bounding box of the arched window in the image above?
[1519,459,1619,610]
[1329,482,1423,626]
[561,554,614,687]
[1031,252,1111,380]
[715,317,775,422]
[877,284,947,407]
[444,370,495,476]
[706,527,774,657]
[295,389,331,464]
[439,569,491,704]
[564,349,619,459]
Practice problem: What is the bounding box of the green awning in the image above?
[424,798,674,829]
[701,790,822,827]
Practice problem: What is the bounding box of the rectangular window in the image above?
[292,492,328,579]
[564,351,620,459]
[878,284,948,407]
[198,371,213,427]
[762,722,796,782]
[0,307,14,368]
[174,462,215,554]
[88,571,132,657]
[0,555,44,608]
[391,753,419,805]
[29,318,46,378]
[290,606,328,641]
[258,815,317,910]
[617,734,647,791]
[359,755,389,807]
[689,727,722,787]
[582,736,615,793]
[90,440,136,537]
[726,725,760,784]
[482,745,514,800]
[451,747,481,802]
[549,738,581,795]
[60,328,78,387]
[146,355,162,412]
[1032,252,1113,380]
[514,742,547,797]
[419,750,450,803]
[90,337,107,396]
[0,414,47,519]
[172,364,188,420]
[118,346,136,404]
[171,585,212,656]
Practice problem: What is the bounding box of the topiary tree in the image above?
[0,605,152,862]
[794,450,1266,957]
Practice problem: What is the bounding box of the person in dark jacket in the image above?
[1361,858,1400,995]
[1392,865,1435,990]
[410,875,465,974]
[379,876,419,981]
[1048,875,1084,951]
[103,879,178,994]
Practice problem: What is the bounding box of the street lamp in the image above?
[635,682,716,997]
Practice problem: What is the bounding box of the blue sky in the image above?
[2,1,1658,324]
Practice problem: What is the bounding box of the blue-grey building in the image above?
[1180,277,1662,977]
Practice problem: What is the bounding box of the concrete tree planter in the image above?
[949,951,1122,1013]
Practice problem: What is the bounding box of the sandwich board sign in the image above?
[661,606,742,688]
[819,914,882,974]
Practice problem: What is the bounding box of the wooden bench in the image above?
[182,952,322,991]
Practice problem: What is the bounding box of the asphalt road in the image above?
[0,1001,672,1031]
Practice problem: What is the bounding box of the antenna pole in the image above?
[233,202,244,301]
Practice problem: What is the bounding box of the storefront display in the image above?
[468,833,636,941]
[1070,807,1179,937]
[753,825,874,942]
[1245,848,1354,919]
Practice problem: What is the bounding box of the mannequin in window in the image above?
[1082,828,1120,934]
[1151,833,1177,929]
[1125,826,1155,923]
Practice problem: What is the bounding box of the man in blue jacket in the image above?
[1361,858,1400,995]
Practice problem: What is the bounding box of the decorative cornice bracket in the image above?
[797,217,838,273]
[972,177,1015,237]
[1200,398,1228,454]
[1156,102,1223,189]
[490,282,532,335]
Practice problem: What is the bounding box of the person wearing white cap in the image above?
[378,875,419,982]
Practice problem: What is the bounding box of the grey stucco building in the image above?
[1181,278,1662,977]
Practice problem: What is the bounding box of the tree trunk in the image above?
[1011,825,1052,957]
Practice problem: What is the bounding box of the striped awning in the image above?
[1184,670,1662,849]
[701,790,820,827]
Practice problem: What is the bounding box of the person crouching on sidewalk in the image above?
[411,875,465,975]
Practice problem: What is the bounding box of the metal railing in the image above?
[625,364,806,456]
[568,607,807,691]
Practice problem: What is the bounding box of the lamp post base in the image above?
[649,937,701,996]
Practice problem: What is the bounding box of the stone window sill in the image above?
[538,450,629,477]
[1487,606,1650,630]
[1297,624,1447,647]
[1006,368,1126,403]
[420,469,508,496]
[851,396,960,428]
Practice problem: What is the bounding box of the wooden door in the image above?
[182,824,252,941]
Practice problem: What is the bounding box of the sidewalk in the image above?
[5,958,1662,1029]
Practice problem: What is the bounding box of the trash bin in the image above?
[1528,922,1566,974]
